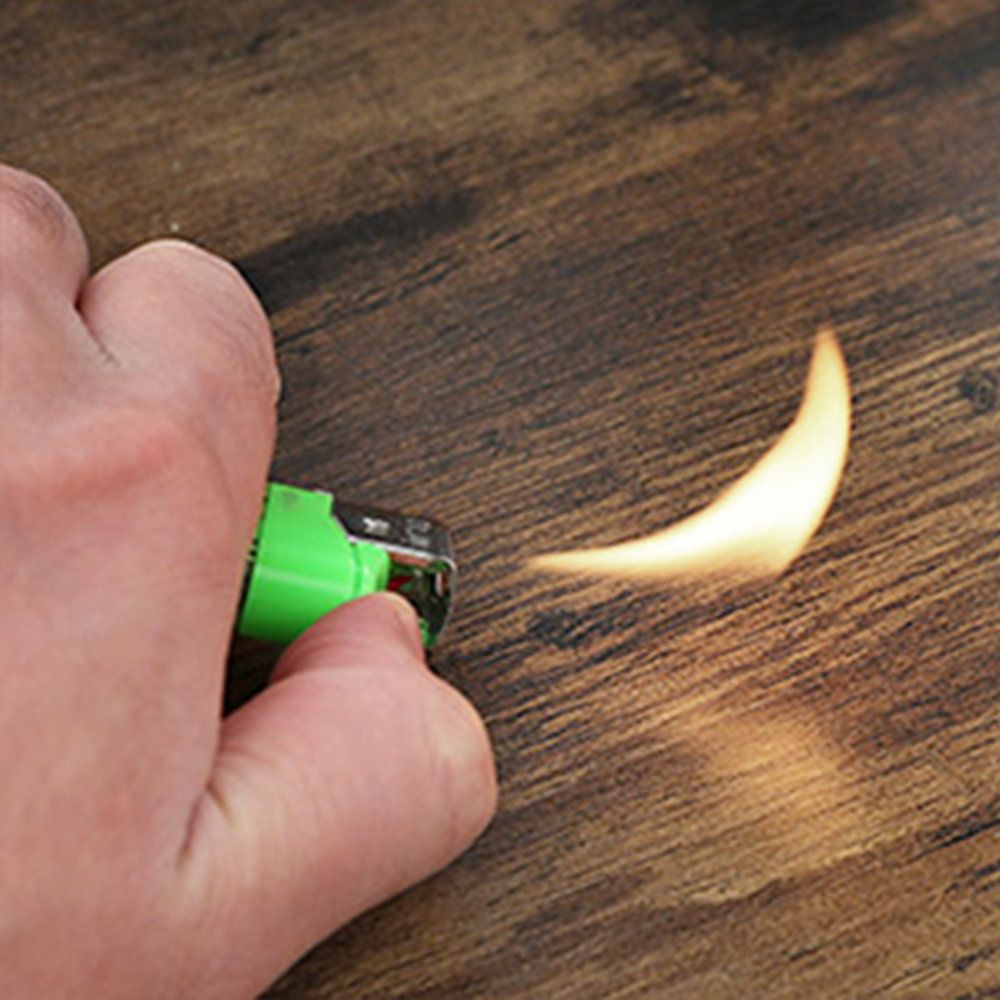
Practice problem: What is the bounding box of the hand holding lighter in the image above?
[238,483,456,647]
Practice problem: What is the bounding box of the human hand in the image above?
[0,164,496,999]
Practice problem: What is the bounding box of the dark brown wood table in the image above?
[4,2,1000,996]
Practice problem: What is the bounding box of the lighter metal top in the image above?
[336,501,456,644]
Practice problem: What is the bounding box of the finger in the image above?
[0,165,96,395]
[0,163,88,301]
[78,239,279,522]
[179,594,496,992]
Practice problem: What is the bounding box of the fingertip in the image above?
[366,591,427,659]
[343,591,426,651]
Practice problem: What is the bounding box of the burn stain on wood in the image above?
[236,190,476,313]
[959,369,998,415]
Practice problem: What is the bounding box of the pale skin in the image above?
[0,163,497,999]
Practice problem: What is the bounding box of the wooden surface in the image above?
[5,1,1000,996]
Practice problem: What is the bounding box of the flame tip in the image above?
[534,327,852,582]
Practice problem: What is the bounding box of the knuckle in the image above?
[0,164,76,248]
[2,396,242,562]
[127,240,279,399]
[1,397,243,581]
[99,402,204,484]
[129,238,231,280]
[9,399,210,508]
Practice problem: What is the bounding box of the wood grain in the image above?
[4,1,1000,996]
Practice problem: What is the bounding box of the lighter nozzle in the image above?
[335,502,457,646]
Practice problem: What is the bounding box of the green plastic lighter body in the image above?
[238,484,391,645]
[238,483,454,648]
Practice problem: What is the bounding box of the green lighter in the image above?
[237,483,456,648]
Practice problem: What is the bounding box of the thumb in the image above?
[180,593,496,994]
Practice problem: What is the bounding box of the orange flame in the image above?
[534,329,851,580]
